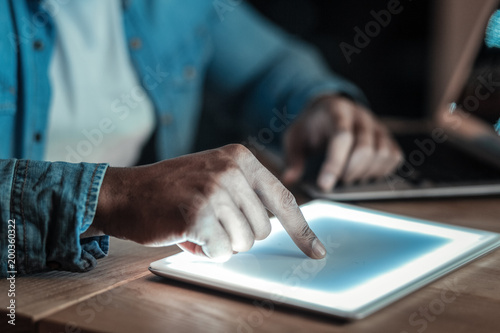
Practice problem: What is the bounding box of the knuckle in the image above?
[210,147,229,161]
[332,118,353,133]
[206,156,243,183]
[358,108,375,124]
[179,194,210,224]
[355,125,374,142]
[215,202,234,216]
[202,176,222,196]
[376,146,392,160]
[329,109,353,129]
[218,164,243,184]
[354,117,371,133]
[375,124,390,137]
[279,188,298,211]
[356,142,374,156]
[334,129,354,142]
[254,223,272,241]
[206,151,242,178]
[235,235,255,252]
[351,146,374,165]
[298,223,315,242]
[328,96,353,111]
[223,143,252,159]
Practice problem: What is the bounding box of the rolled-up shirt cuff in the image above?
[1,160,109,276]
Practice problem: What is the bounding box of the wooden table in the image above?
[2,194,500,333]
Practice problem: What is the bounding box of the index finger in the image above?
[317,100,356,191]
[257,170,326,259]
[232,147,327,259]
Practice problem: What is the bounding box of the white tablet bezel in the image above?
[149,200,500,320]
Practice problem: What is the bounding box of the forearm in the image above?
[241,39,368,131]
[206,3,367,134]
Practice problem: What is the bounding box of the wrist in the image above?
[93,166,120,235]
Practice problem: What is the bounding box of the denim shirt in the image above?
[0,0,365,276]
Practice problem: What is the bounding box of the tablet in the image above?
[149,200,500,319]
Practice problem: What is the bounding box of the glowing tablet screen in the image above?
[150,200,500,319]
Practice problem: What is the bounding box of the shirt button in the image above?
[34,132,42,142]
[161,113,174,126]
[184,66,197,80]
[33,40,44,51]
[130,38,142,50]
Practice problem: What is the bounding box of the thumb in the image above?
[177,241,208,257]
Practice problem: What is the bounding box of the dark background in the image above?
[193,0,432,152]
[248,0,431,118]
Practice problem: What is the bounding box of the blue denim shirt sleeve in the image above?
[207,4,368,132]
[0,159,108,277]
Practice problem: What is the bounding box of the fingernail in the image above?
[318,173,336,191]
[312,238,327,258]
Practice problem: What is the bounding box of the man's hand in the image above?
[92,144,326,261]
[283,95,403,191]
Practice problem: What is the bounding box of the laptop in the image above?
[300,0,500,201]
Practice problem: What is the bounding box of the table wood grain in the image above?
[0,238,180,333]
[36,246,500,333]
[4,197,496,333]
[2,149,500,333]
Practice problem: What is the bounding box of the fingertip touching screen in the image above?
[150,200,500,319]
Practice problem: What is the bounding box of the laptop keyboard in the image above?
[303,134,500,187]
[394,134,500,185]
